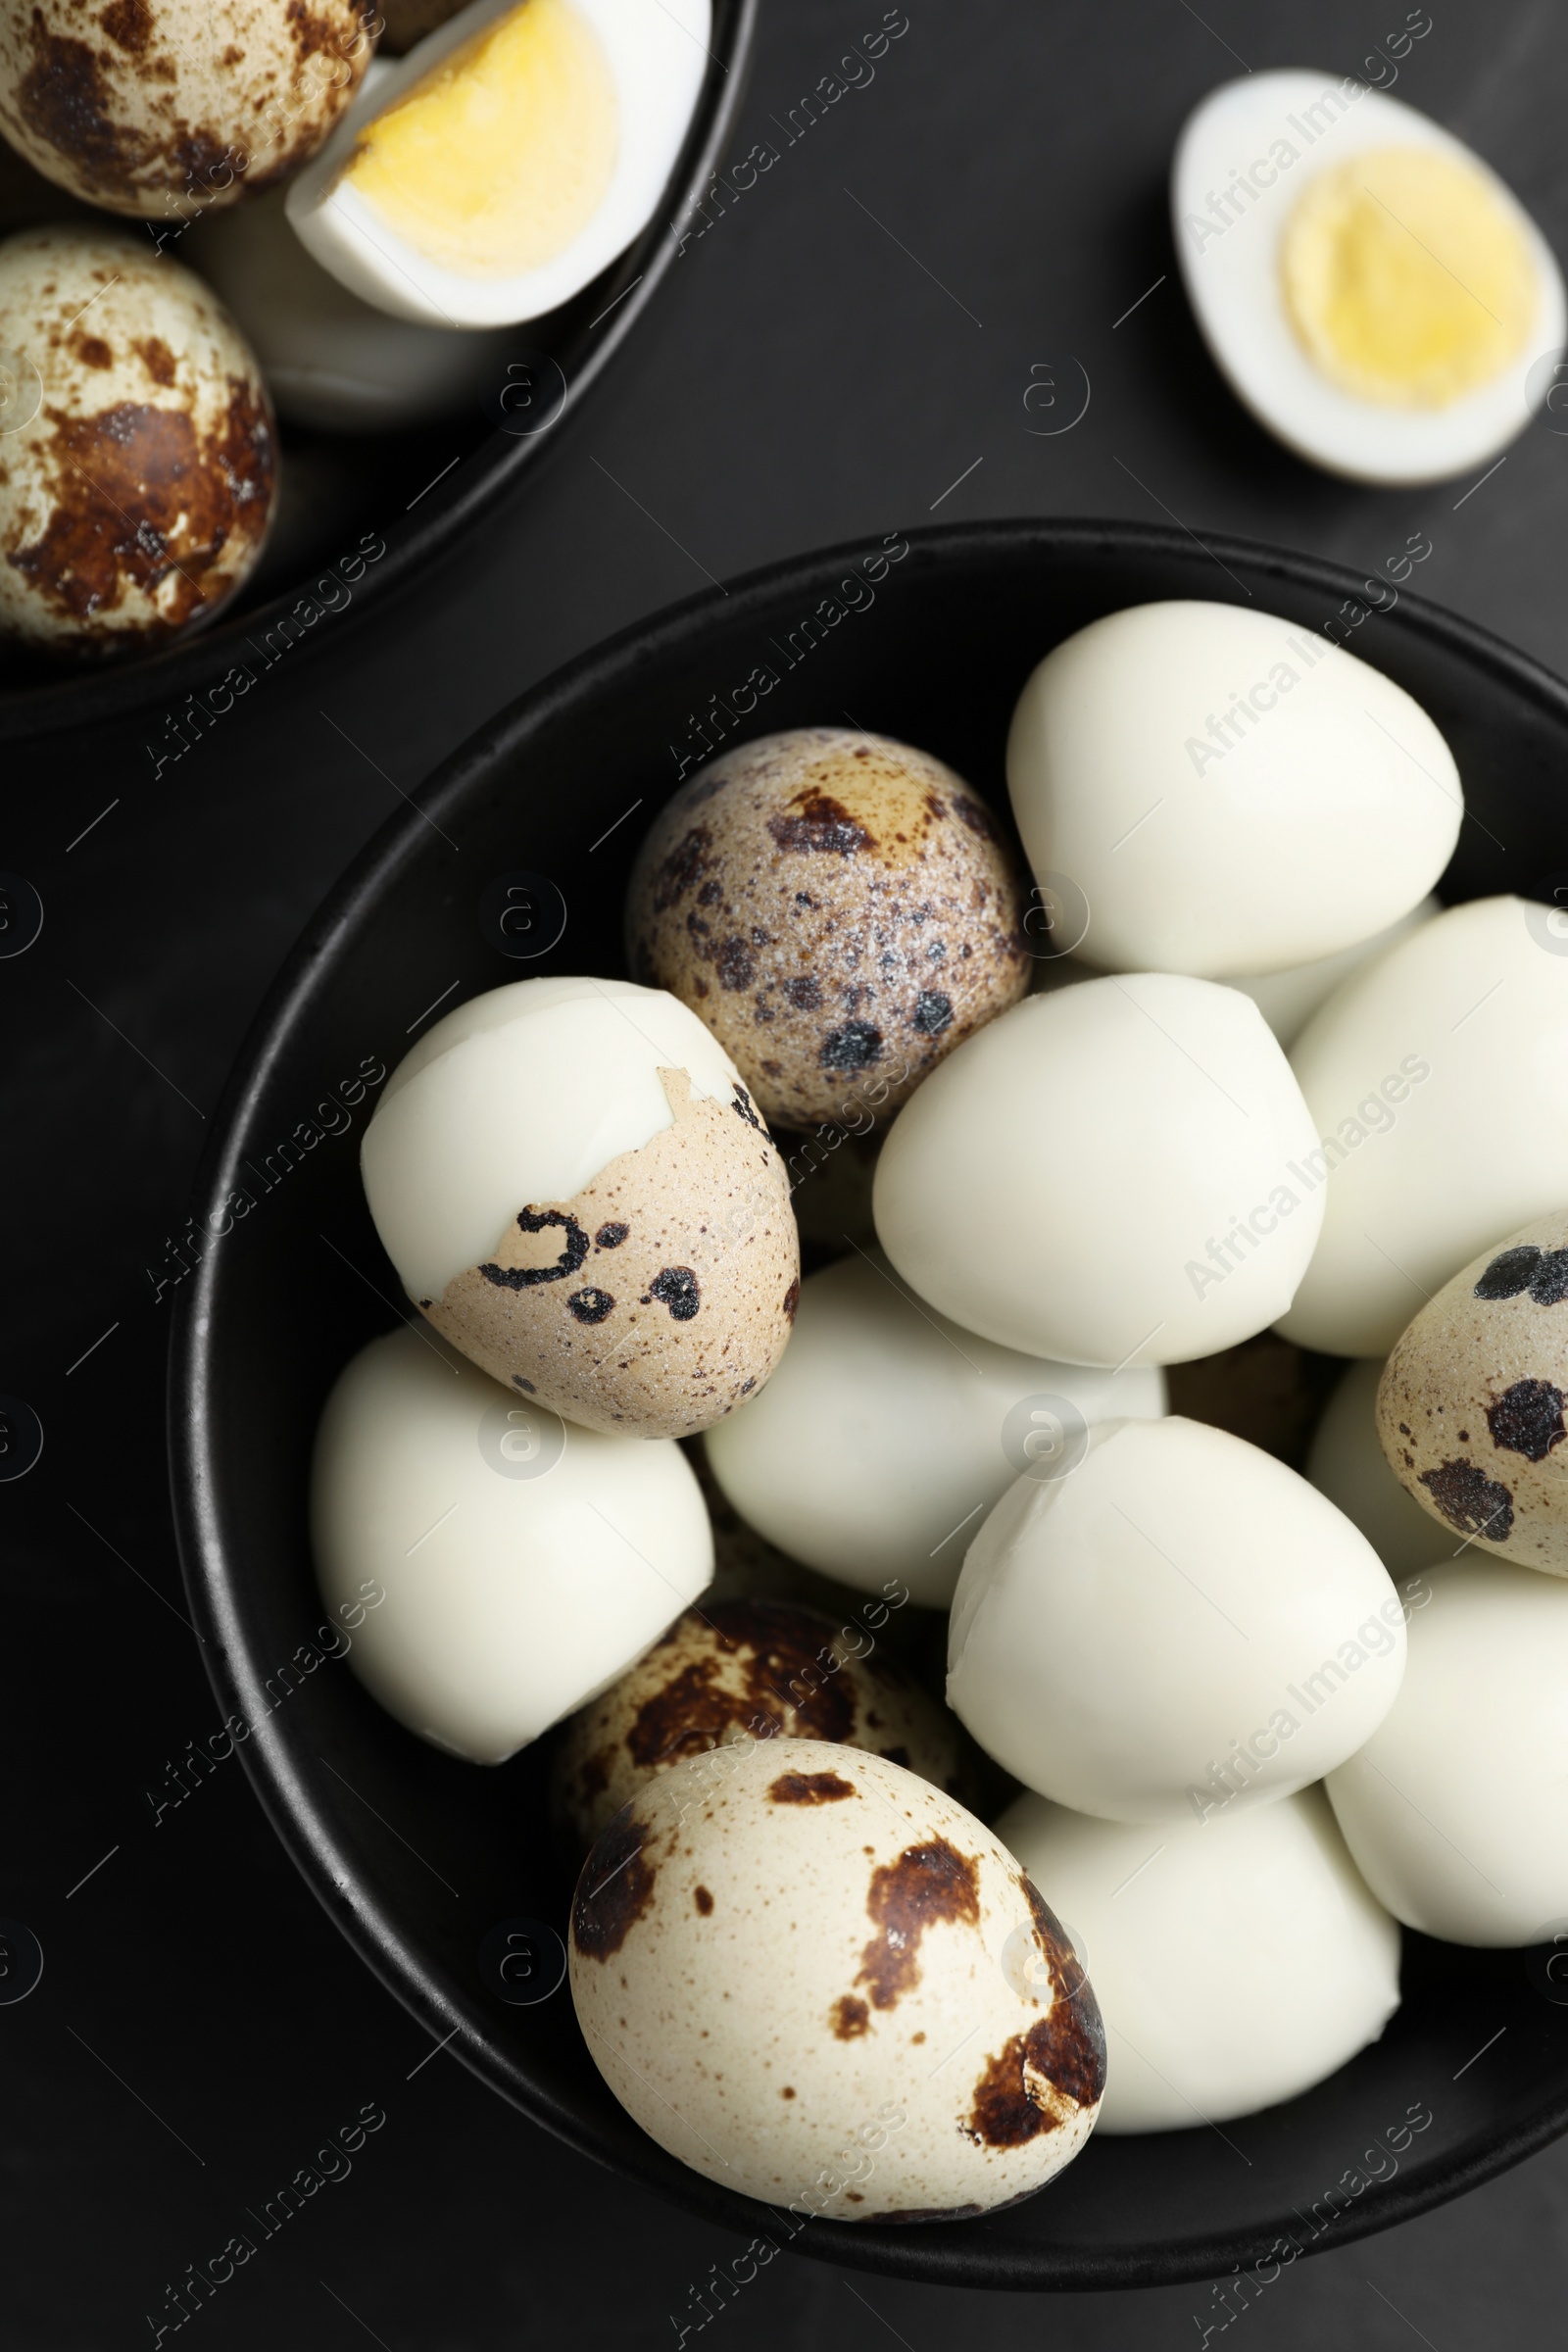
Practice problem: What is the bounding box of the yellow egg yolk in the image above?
[342,0,618,279]
[1280,145,1537,408]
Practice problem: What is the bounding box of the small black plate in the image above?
[169,518,1568,2291]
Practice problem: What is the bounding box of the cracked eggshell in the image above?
[626,728,1030,1135]
[998,1785,1400,2132]
[311,1323,712,1763]
[1278,898,1568,1357]
[948,1416,1407,1824]
[1376,1210,1568,1575]
[705,1248,1165,1606]
[0,227,274,652]
[1308,1356,1457,1576]
[361,977,801,1440]
[551,1598,970,1850]
[1326,1557,1568,1944]
[872,973,1324,1368]
[0,0,375,216]
[568,1740,1104,2219]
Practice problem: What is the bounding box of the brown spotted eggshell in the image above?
[551,1598,971,1850]
[0,0,376,216]
[625,728,1031,1133]
[568,1740,1105,2221]
[0,227,274,651]
[1377,1209,1568,1576]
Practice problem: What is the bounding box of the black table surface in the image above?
[7,1,1568,2342]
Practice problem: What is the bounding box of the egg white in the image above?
[1172,69,1565,483]
[286,0,711,326]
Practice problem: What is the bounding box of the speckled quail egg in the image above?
[948,1416,1407,1824]
[705,1249,1165,1606]
[1376,1210,1568,1574]
[311,1322,712,1762]
[0,0,376,218]
[626,728,1031,1135]
[1308,1356,1458,1576]
[1005,603,1461,978]
[998,1785,1400,2131]
[1327,1557,1568,1944]
[872,974,1323,1368]
[551,1597,969,1850]
[287,0,709,326]
[360,976,800,1440]
[0,227,274,652]
[1173,69,1565,483]
[1278,897,1568,1357]
[569,1740,1105,2219]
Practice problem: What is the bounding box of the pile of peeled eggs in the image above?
[0,0,709,656]
[312,593,1568,2226]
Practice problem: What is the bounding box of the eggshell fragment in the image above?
[569,1741,1104,2219]
[1308,1357,1457,1576]
[311,1324,712,1763]
[1376,1210,1568,1575]
[948,1416,1406,1824]
[998,1786,1400,2131]
[1278,898,1568,1356]
[1005,603,1461,978]
[551,1598,970,1849]
[872,974,1324,1368]
[705,1248,1165,1605]
[626,729,1030,1134]
[1326,1558,1568,1944]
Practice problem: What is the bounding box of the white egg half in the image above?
[703,1250,1166,1608]
[1326,1557,1568,1944]
[311,1323,712,1761]
[1173,70,1565,483]
[193,59,516,430]
[1277,897,1568,1357]
[872,975,1324,1369]
[1307,1357,1458,1577]
[1230,895,1440,1048]
[1005,604,1461,979]
[362,976,744,1305]
[997,1786,1400,2132]
[948,1416,1406,1825]
[286,0,710,326]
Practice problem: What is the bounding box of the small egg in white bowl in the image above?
[287,0,710,326]
[1173,69,1565,483]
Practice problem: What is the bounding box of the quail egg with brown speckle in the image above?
[625,729,1031,1134]
[569,1740,1105,2220]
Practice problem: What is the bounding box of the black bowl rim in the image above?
[0,0,758,744]
[168,515,1568,2290]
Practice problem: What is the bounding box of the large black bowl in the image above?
[169,517,1568,2291]
[0,0,755,741]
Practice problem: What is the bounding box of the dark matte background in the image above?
[6,1,1568,2343]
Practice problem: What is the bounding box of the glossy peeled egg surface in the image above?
[287,0,710,324]
[1174,70,1564,482]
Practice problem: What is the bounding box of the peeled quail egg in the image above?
[360,976,800,1440]
[1326,1558,1568,1944]
[627,729,1030,1135]
[998,1786,1400,2131]
[1308,1357,1457,1576]
[1174,70,1565,482]
[1278,897,1568,1357]
[948,1416,1407,1824]
[569,1741,1105,2219]
[0,227,274,652]
[311,1323,712,1762]
[551,1597,969,1849]
[287,0,710,326]
[1231,895,1440,1048]
[1377,1209,1568,1574]
[872,975,1324,1369]
[0,0,374,217]
[1005,603,1461,979]
[704,1249,1165,1606]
